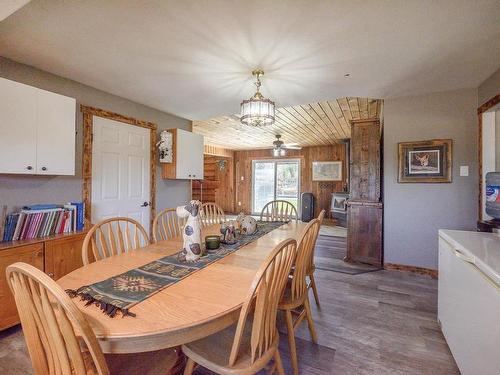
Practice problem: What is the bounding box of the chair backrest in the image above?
[317,209,326,225]
[152,208,186,242]
[82,217,149,265]
[228,238,297,366]
[200,202,225,226]
[290,218,321,300]
[260,200,298,222]
[6,262,109,375]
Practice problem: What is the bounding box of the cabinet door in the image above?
[36,89,76,175]
[438,237,500,375]
[44,234,85,280]
[0,243,44,330]
[176,129,192,179]
[0,78,37,174]
[190,132,204,179]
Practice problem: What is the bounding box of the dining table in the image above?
[57,221,307,355]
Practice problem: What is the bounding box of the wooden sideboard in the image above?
[0,230,87,330]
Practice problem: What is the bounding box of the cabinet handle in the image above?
[26,166,33,170]
[454,248,474,263]
[47,272,54,278]
[41,167,47,171]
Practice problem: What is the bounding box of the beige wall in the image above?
[383,88,478,269]
[0,57,192,214]
[478,68,500,106]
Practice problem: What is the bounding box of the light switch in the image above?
[460,165,469,176]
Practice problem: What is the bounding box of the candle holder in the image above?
[205,235,221,250]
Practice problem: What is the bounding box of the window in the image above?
[252,159,300,215]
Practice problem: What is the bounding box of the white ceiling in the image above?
[0,0,30,21]
[1,0,499,121]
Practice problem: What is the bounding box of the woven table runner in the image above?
[66,221,286,317]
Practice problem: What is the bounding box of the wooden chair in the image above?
[278,218,321,375]
[181,238,298,375]
[308,210,325,307]
[200,202,225,226]
[82,217,149,265]
[6,262,178,375]
[152,208,186,243]
[260,200,298,223]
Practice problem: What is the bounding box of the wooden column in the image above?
[346,119,383,266]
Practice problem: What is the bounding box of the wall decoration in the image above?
[157,130,173,163]
[217,159,227,171]
[312,161,342,181]
[331,193,349,213]
[398,139,452,183]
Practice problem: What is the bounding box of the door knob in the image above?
[140,201,151,207]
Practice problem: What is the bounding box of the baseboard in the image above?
[384,263,438,279]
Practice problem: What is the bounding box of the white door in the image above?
[91,116,151,232]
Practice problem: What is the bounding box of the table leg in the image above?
[169,346,187,375]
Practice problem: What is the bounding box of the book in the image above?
[70,202,85,231]
[22,204,63,211]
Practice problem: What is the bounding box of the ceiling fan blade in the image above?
[283,145,302,150]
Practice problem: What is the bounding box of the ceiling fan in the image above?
[272,134,302,156]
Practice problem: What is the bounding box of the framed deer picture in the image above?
[398,139,452,183]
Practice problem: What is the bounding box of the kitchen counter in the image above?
[439,229,500,286]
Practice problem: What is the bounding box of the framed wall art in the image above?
[398,139,452,183]
[312,161,342,181]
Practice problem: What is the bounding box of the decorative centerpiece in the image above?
[236,213,257,235]
[176,200,203,262]
[220,221,237,244]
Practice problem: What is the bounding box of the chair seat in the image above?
[182,319,278,375]
[83,348,179,375]
[278,280,307,311]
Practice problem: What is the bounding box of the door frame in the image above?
[477,93,500,221]
[251,158,301,216]
[81,105,157,232]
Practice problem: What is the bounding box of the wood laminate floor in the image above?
[0,236,459,374]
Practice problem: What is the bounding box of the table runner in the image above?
[66,221,286,317]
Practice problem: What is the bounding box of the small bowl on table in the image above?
[205,235,221,251]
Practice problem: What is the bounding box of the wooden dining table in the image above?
[58,221,307,354]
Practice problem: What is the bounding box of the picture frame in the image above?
[398,139,452,183]
[331,192,349,213]
[312,161,342,181]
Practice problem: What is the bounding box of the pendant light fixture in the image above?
[240,69,275,127]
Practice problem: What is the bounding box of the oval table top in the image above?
[58,221,307,353]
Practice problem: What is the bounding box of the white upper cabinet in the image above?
[161,128,204,180]
[0,77,76,175]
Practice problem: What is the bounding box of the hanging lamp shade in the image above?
[240,69,275,127]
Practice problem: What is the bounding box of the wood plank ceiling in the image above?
[193,97,382,150]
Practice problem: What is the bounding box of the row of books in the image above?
[1,203,85,242]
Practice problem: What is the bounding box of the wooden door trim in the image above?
[477,94,500,221]
[81,105,157,233]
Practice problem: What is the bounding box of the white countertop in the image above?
[439,230,500,286]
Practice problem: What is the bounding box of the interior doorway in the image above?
[81,106,157,234]
[251,159,300,215]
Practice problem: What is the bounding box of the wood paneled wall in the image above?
[233,145,346,217]
[192,154,235,213]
